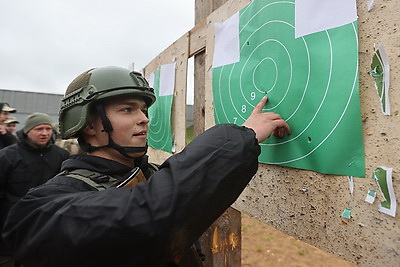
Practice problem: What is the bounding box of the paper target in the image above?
[148,66,174,153]
[212,0,365,177]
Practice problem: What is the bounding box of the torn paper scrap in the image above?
[295,0,357,38]
[365,189,377,204]
[367,0,375,11]
[348,176,354,196]
[147,72,155,88]
[342,208,351,219]
[213,12,240,68]
[372,167,396,217]
[370,44,391,115]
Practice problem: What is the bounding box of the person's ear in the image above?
[83,123,96,136]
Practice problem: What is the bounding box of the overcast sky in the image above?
[0,0,194,98]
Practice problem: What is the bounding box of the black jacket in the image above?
[3,124,260,266]
[0,131,17,149]
[0,130,69,255]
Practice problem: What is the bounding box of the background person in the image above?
[4,117,19,137]
[0,112,69,266]
[2,66,290,267]
[60,139,80,154]
[0,103,17,149]
[52,123,81,155]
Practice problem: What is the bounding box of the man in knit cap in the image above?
[0,112,69,266]
[0,103,17,149]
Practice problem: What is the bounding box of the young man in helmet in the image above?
[2,66,290,267]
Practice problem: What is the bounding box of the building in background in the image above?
[0,89,63,131]
[0,89,193,132]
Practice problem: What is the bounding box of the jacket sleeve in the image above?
[0,132,17,148]
[2,124,260,267]
[0,147,15,201]
[0,148,12,222]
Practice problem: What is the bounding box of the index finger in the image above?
[252,96,268,114]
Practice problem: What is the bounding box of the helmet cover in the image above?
[59,66,156,139]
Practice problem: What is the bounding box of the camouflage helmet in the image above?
[59,66,156,139]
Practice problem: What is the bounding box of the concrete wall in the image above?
[144,0,400,266]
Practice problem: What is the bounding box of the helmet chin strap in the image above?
[79,104,148,159]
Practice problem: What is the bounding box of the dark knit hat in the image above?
[23,113,53,133]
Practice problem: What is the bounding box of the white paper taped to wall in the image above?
[213,12,240,68]
[295,0,357,38]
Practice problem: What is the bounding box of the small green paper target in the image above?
[148,67,174,153]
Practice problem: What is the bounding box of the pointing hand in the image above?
[242,96,290,143]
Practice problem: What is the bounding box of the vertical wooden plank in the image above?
[193,53,206,137]
[212,0,230,11]
[195,0,212,24]
[173,35,190,153]
[195,1,240,267]
[199,207,241,266]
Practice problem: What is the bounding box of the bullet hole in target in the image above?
[308,137,312,143]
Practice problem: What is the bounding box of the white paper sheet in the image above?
[213,12,240,68]
[159,63,176,96]
[295,0,357,38]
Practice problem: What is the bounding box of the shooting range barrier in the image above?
[143,0,400,266]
